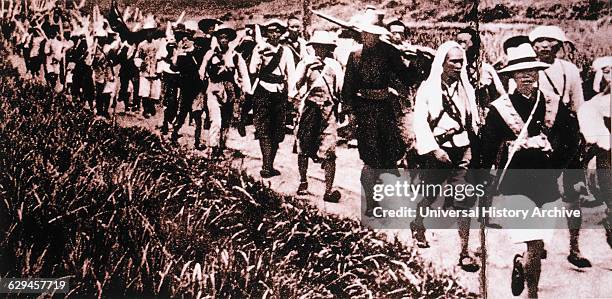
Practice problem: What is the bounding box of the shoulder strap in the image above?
[542,89,561,130]
[490,94,524,137]
[259,46,284,75]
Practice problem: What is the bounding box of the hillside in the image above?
[94,0,609,26]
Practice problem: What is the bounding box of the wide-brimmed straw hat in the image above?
[307,30,337,47]
[213,25,237,41]
[498,42,550,73]
[529,25,570,43]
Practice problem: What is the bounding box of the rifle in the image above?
[311,10,360,32]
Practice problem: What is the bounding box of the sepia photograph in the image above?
[0,0,610,297]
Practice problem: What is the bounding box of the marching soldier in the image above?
[281,15,308,65]
[171,25,205,149]
[249,19,295,178]
[199,25,251,156]
[282,15,308,133]
[159,34,180,134]
[292,30,343,202]
[529,25,591,268]
[43,24,64,91]
[480,40,579,298]
[67,24,95,110]
[135,15,162,118]
[578,56,611,248]
[456,27,505,120]
[91,24,119,118]
[411,41,480,272]
[340,22,408,216]
[117,35,140,112]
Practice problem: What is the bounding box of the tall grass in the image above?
[0,50,475,297]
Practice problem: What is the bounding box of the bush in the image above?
[0,50,475,297]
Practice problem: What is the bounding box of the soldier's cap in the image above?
[262,19,287,32]
[498,41,550,74]
[529,25,570,43]
[198,18,222,32]
[213,25,237,41]
[306,31,336,47]
[386,19,406,34]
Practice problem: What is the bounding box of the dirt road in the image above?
[9,53,612,298]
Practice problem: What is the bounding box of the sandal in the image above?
[511,254,525,296]
[410,221,430,248]
[458,252,480,272]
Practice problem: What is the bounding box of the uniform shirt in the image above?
[92,41,118,84]
[281,35,307,67]
[30,36,45,58]
[480,91,580,170]
[136,40,160,78]
[539,58,584,113]
[413,80,476,153]
[341,42,416,107]
[292,56,343,106]
[578,92,611,151]
[249,41,295,93]
[44,37,64,73]
[199,46,251,92]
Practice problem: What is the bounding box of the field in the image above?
[95,0,610,73]
[0,49,475,297]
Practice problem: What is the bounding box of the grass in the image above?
[0,48,476,297]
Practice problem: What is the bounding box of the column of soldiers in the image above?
[1,2,610,297]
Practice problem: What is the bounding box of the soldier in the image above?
[411,41,480,272]
[68,25,95,110]
[171,26,205,149]
[249,19,295,178]
[480,40,579,298]
[199,25,251,156]
[159,34,179,134]
[340,22,407,216]
[292,31,343,202]
[386,19,408,47]
[456,27,505,120]
[43,24,64,91]
[281,15,307,65]
[28,26,45,78]
[578,56,611,248]
[281,15,308,135]
[91,24,119,118]
[529,25,591,268]
[135,15,161,118]
[235,23,258,137]
[194,18,222,131]
[116,34,140,112]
